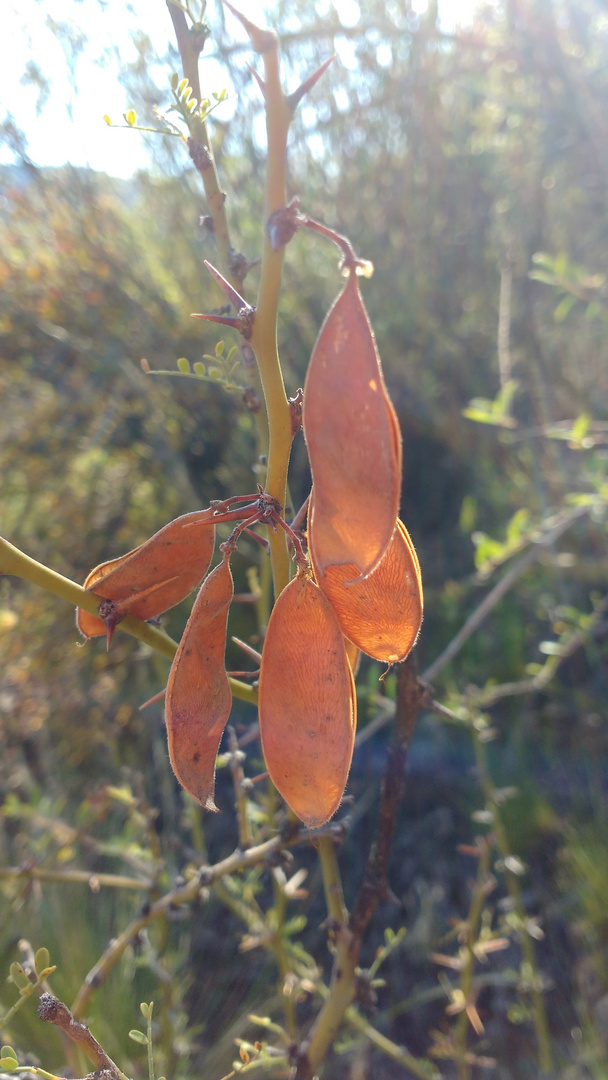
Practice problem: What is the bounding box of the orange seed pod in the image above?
[343,636,361,677]
[303,270,402,578]
[165,549,234,810]
[76,509,216,643]
[312,517,423,665]
[258,571,356,828]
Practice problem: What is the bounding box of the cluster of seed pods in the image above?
[259,264,423,825]
[76,250,422,828]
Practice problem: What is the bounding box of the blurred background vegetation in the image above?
[1,0,608,1077]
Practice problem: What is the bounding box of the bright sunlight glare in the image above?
[1,0,486,179]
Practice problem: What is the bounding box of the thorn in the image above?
[290,491,310,534]
[220,0,278,53]
[191,312,245,330]
[232,636,263,664]
[183,501,262,527]
[286,55,336,113]
[95,577,179,649]
[139,688,167,710]
[248,771,269,785]
[203,260,250,312]
[97,600,123,651]
[246,62,266,99]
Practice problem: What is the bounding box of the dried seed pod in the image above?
[76,509,216,643]
[165,549,234,810]
[343,636,361,677]
[259,571,356,828]
[303,270,402,579]
[312,518,423,665]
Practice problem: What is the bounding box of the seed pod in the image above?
[343,636,361,677]
[165,549,234,810]
[259,571,356,828]
[312,516,423,664]
[303,270,402,579]
[76,509,216,643]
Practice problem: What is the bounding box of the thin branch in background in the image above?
[227,724,254,849]
[68,822,343,1019]
[350,656,425,940]
[0,867,152,891]
[422,505,587,685]
[475,602,608,707]
[497,263,512,390]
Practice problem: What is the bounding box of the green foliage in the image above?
[530,251,607,322]
[462,380,519,429]
[147,342,247,393]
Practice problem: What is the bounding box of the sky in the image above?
[0,0,484,178]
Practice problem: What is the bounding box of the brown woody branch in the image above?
[37,995,128,1080]
[350,656,426,941]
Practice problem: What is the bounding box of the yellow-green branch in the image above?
[0,536,257,705]
[249,44,294,599]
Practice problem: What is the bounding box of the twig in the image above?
[227,724,254,848]
[166,1,268,451]
[0,867,152,890]
[294,837,355,1080]
[422,506,586,684]
[471,732,553,1073]
[37,995,129,1080]
[350,657,425,940]
[497,263,512,390]
[452,838,494,1079]
[475,602,608,706]
[344,1007,441,1080]
[428,696,554,1074]
[69,824,343,1019]
[166,2,232,273]
[269,870,298,1040]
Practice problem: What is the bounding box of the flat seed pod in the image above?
[76,509,216,641]
[303,270,402,579]
[165,550,234,810]
[344,636,361,677]
[312,519,423,664]
[259,572,356,828]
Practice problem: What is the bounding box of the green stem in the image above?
[146,1004,155,1080]
[344,1008,440,1080]
[301,836,356,1077]
[0,535,257,705]
[454,839,492,1080]
[249,45,294,600]
[0,970,53,1028]
[317,835,348,925]
[271,873,298,1040]
[303,929,358,1078]
[473,731,553,1074]
[13,1068,68,1080]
